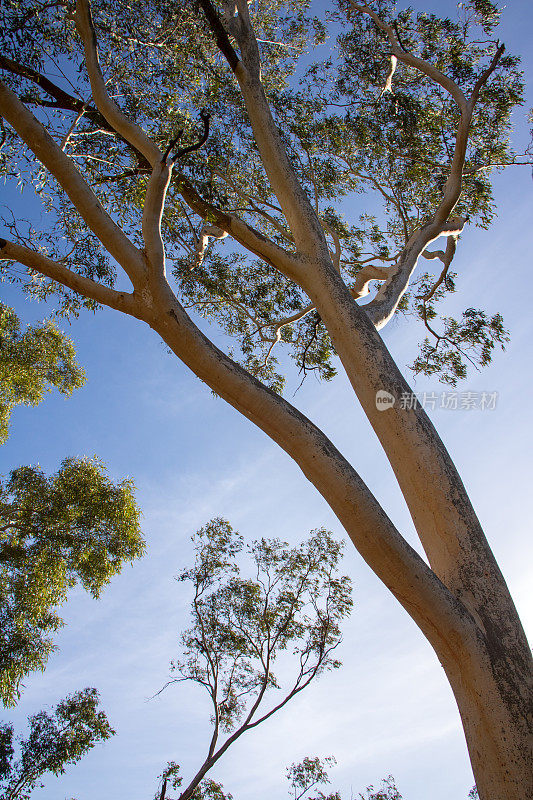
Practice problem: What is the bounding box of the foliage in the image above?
[0,303,84,444]
[287,763,402,800]
[0,457,144,706]
[412,307,509,385]
[287,756,340,800]
[175,519,352,730]
[155,519,352,800]
[357,776,402,800]
[0,0,527,385]
[0,687,114,800]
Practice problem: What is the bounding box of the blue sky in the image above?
[1,1,532,799]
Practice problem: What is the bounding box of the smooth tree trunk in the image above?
[139,273,532,800]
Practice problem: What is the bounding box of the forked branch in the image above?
[0,79,145,284]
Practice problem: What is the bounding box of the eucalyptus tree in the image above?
[0,305,145,706]
[0,456,144,706]
[0,687,114,800]
[0,0,531,797]
[0,302,84,444]
[154,519,352,800]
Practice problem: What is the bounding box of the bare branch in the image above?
[142,109,212,275]
[142,162,172,275]
[262,301,317,365]
[171,109,211,162]
[381,54,397,96]
[351,263,394,300]
[470,42,505,105]
[363,217,466,329]
[0,55,92,115]
[419,236,457,302]
[60,104,89,151]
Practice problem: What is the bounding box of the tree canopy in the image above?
[0,0,528,386]
[0,687,114,800]
[0,303,84,444]
[0,457,144,706]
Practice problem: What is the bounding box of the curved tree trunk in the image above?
[444,652,533,800]
[143,276,533,800]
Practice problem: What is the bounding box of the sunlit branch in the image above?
[75,0,162,166]
[0,79,145,284]
[142,161,173,276]
[381,54,397,95]
[420,235,457,302]
[348,1,468,111]
[0,238,138,314]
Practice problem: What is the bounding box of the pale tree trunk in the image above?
[144,274,533,800]
[0,0,531,797]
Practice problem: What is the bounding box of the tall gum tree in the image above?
[0,1,531,796]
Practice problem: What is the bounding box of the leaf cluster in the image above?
[0,457,144,706]
[0,303,85,444]
[287,756,340,800]
[0,687,113,800]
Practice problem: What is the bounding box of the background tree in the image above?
[154,518,352,800]
[0,687,114,800]
[0,0,531,796]
[0,303,84,444]
[0,307,145,706]
[0,456,145,706]
[0,305,138,792]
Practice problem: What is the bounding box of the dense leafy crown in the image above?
[0,457,144,706]
[0,0,528,388]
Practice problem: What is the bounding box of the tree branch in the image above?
[420,236,457,302]
[348,2,468,111]
[363,217,466,329]
[0,54,93,115]
[196,0,240,73]
[74,0,161,166]
[0,79,146,285]
[142,163,172,276]
[0,238,139,315]
[177,175,304,284]
[198,0,329,259]
[470,42,505,105]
